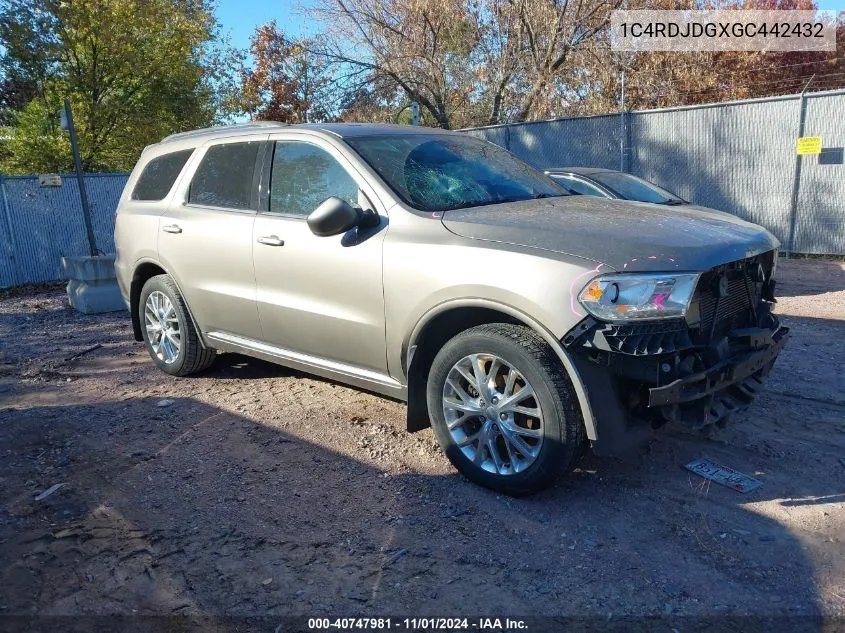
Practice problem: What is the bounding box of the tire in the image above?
[138,274,216,376]
[426,323,584,496]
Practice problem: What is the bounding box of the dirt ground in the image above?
[0,258,843,625]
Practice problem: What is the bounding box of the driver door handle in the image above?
[256,235,284,247]
[162,224,182,234]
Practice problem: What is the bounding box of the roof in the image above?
[545,167,619,176]
[160,122,459,145]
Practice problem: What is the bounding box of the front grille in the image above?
[689,251,775,342]
[596,319,693,356]
[697,275,754,333]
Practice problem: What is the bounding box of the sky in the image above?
[215,0,318,51]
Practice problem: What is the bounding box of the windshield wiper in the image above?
[660,199,685,206]
[445,199,517,211]
[445,195,549,212]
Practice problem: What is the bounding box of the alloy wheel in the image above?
[441,353,544,475]
[144,290,181,364]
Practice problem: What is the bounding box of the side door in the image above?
[158,136,267,340]
[252,136,388,374]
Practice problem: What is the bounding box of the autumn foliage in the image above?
[230,0,843,128]
[0,0,842,172]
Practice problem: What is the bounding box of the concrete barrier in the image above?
[61,254,126,314]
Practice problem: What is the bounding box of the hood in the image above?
[681,202,741,218]
[441,196,779,273]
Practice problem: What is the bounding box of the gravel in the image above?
[0,258,843,618]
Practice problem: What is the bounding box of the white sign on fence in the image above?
[38,174,62,187]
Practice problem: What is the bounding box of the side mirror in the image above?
[307,196,379,237]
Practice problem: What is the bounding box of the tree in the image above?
[0,0,223,173]
[237,21,335,123]
[335,75,408,123]
[315,0,485,129]
[0,75,38,126]
[0,98,70,173]
[313,0,622,128]
[506,0,622,121]
[568,0,845,114]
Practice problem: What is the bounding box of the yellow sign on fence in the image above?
[796,136,823,155]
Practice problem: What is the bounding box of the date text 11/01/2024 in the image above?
[307,618,529,630]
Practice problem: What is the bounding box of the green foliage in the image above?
[0,97,71,174]
[0,0,224,174]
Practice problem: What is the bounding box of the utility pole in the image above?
[619,70,626,172]
[60,98,97,256]
[786,75,815,256]
[618,0,629,174]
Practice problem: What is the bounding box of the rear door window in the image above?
[131,149,194,201]
[188,142,262,210]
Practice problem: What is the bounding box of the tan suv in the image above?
[115,122,788,495]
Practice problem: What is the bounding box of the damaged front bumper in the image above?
[567,320,788,455]
[648,325,788,408]
[564,253,788,456]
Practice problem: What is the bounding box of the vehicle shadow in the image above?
[201,355,406,406]
[203,353,297,380]
[0,395,835,631]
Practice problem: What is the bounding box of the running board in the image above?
[206,331,406,400]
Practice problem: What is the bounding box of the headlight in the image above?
[578,273,699,321]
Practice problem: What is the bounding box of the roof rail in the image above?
[161,121,288,143]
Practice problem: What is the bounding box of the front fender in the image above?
[405,297,599,441]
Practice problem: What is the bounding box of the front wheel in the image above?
[426,324,584,496]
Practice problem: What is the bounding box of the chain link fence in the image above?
[464,88,845,256]
[0,173,129,288]
[2,92,843,288]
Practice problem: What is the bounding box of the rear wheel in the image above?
[139,275,216,376]
[426,324,584,496]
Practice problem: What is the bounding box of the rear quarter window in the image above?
[131,149,194,201]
